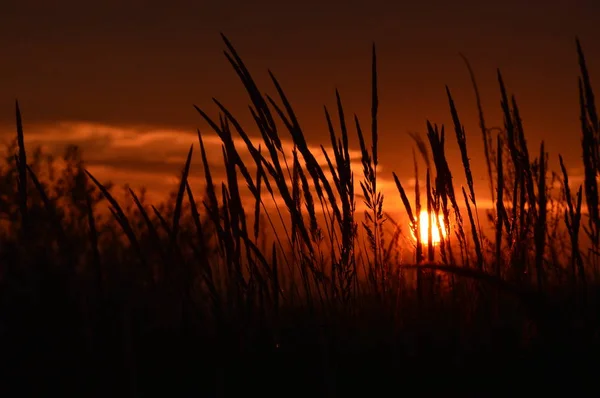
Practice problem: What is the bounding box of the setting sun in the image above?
[411,210,446,245]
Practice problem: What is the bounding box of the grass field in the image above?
[1,35,600,396]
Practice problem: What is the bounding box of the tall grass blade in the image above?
[15,101,28,231]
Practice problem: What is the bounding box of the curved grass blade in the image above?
[85,169,145,266]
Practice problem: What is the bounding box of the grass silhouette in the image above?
[1,35,600,395]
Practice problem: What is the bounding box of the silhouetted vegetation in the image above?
[1,36,600,396]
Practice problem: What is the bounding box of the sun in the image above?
[411,210,446,245]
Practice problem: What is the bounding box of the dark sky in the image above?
[1,0,599,206]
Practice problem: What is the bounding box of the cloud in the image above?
[0,121,501,217]
[0,121,363,198]
[3,120,364,165]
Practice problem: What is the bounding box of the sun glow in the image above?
[411,210,446,245]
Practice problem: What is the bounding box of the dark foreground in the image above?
[1,275,599,397]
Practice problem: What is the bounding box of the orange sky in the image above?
[1,0,599,215]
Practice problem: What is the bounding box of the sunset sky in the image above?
[1,0,599,211]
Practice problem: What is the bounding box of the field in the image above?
[1,35,600,395]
